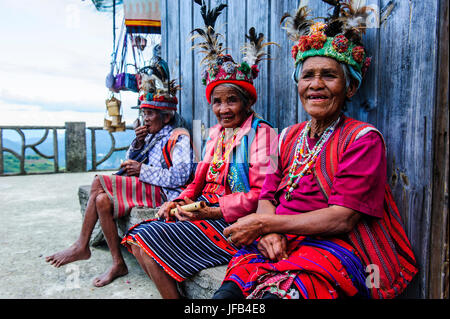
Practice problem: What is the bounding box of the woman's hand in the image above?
[120,160,142,177]
[134,125,148,148]
[223,213,267,247]
[173,197,222,222]
[157,200,187,220]
[257,233,288,261]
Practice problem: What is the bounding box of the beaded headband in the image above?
[191,0,278,104]
[282,0,373,86]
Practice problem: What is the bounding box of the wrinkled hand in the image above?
[257,233,288,261]
[157,200,187,221]
[173,197,222,222]
[134,125,148,147]
[120,160,142,177]
[223,213,266,247]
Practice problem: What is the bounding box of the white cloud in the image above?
[0,102,136,127]
[0,0,141,126]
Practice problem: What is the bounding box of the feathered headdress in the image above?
[191,0,278,104]
[283,0,374,86]
[280,6,314,42]
[139,46,180,111]
[242,27,280,66]
[190,0,227,65]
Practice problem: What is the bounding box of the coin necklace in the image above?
[284,117,341,201]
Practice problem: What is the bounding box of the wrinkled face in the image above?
[211,85,250,129]
[141,108,165,134]
[298,56,355,121]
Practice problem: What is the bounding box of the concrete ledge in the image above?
[78,185,225,298]
[183,265,226,299]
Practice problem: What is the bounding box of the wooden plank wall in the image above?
[159,0,446,298]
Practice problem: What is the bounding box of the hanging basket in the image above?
[103,118,112,130]
[106,97,121,116]
[111,115,122,126]
[114,122,126,132]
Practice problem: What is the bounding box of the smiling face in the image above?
[298,56,356,122]
[211,85,250,129]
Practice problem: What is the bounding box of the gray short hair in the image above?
[158,109,188,128]
[159,109,175,121]
[209,83,253,108]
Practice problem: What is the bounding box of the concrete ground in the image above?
[0,171,161,299]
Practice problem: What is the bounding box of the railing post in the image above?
[0,129,3,174]
[65,122,86,172]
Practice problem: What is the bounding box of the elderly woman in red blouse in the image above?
[213,1,417,299]
[121,2,278,299]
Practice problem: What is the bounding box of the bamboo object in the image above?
[170,201,206,216]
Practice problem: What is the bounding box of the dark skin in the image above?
[224,57,360,262]
[45,108,170,287]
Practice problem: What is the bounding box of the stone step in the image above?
[78,185,224,298]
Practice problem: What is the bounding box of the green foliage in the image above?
[2,153,57,174]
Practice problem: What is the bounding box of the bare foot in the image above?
[92,263,128,287]
[45,243,91,268]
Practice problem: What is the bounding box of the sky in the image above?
[0,0,155,127]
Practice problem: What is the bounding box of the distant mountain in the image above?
[1,130,135,172]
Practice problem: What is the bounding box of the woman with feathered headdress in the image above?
[214,0,417,299]
[120,0,278,299]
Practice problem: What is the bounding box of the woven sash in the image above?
[279,116,418,298]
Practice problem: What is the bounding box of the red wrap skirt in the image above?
[97,174,164,219]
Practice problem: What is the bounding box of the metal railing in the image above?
[88,126,132,171]
[0,123,133,176]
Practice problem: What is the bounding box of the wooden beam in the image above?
[429,0,449,299]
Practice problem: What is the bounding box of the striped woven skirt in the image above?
[121,197,238,282]
[223,235,370,299]
[98,175,164,219]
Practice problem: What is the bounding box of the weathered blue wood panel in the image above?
[159,0,443,298]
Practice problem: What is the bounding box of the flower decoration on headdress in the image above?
[281,0,377,86]
[309,31,327,50]
[361,56,372,76]
[352,46,365,63]
[298,36,311,52]
[310,22,327,33]
[191,0,279,104]
[332,34,349,53]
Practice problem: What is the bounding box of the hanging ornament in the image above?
[104,95,125,132]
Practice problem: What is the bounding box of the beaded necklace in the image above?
[207,128,240,180]
[284,116,341,201]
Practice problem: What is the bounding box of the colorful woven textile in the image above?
[98,174,163,219]
[121,194,238,282]
[224,235,368,299]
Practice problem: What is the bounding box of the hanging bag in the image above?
[113,34,139,93]
[106,21,125,91]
